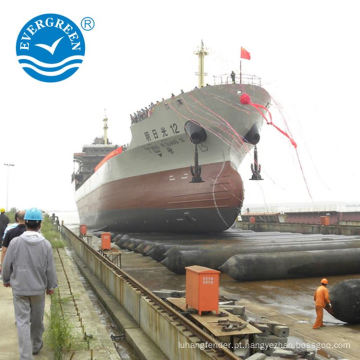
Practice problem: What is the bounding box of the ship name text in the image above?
[143,122,180,143]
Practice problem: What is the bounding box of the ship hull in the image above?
[75,84,270,233]
[77,161,243,232]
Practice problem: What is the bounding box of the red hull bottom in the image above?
[77,161,244,233]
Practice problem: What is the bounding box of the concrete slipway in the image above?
[64,226,360,359]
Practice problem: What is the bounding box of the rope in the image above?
[240,93,297,148]
[166,102,235,149]
[240,93,312,199]
[189,93,246,147]
[211,158,232,228]
[166,101,242,227]
[180,96,245,152]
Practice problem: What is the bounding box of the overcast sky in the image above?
[1,0,360,214]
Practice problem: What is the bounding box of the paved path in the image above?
[0,246,122,360]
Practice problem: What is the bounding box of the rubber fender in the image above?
[330,279,360,324]
[184,121,207,144]
[244,124,260,145]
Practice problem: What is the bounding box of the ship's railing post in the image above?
[212,73,261,86]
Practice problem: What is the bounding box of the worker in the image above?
[2,208,57,358]
[2,211,19,241]
[230,70,236,84]
[0,208,10,247]
[313,278,332,329]
[0,210,26,273]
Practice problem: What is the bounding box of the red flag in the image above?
[241,47,251,60]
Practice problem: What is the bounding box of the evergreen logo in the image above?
[16,14,85,82]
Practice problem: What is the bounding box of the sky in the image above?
[1,0,360,214]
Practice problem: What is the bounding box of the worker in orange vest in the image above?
[313,278,332,329]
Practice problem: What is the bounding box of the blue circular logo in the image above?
[16,14,85,82]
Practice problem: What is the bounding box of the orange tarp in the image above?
[94,146,123,172]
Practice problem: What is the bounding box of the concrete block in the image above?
[264,346,275,356]
[272,348,297,358]
[239,313,248,321]
[234,347,250,358]
[289,348,315,360]
[253,323,270,335]
[306,351,316,360]
[253,334,287,353]
[246,353,267,360]
[219,305,246,316]
[264,344,291,356]
[268,321,284,333]
[273,325,289,337]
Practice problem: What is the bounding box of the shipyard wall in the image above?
[61,226,214,360]
[236,221,360,235]
[241,211,360,226]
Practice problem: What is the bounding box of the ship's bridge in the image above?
[72,138,118,190]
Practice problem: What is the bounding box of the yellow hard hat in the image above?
[321,278,328,285]
[0,208,5,213]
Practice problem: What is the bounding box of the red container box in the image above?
[101,232,111,250]
[320,216,330,226]
[185,265,220,315]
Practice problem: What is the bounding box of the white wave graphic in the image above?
[21,63,80,77]
[17,55,83,68]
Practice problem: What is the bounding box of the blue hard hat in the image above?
[24,208,43,221]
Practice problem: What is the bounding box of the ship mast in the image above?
[103,115,108,145]
[195,40,208,88]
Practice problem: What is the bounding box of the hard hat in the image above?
[24,208,43,221]
[321,278,328,285]
[0,208,5,213]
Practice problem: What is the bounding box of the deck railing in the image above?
[212,73,261,86]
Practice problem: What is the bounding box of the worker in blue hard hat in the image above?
[2,208,57,358]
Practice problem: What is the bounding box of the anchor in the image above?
[190,143,204,183]
[184,121,207,183]
[250,145,263,180]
